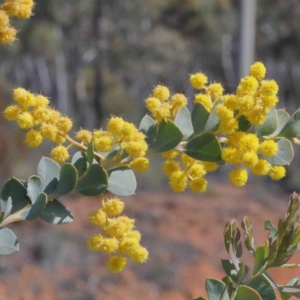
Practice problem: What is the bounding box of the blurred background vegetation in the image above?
[1,0,300,191]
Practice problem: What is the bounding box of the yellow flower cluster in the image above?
[75,116,149,168]
[162,150,218,193]
[192,62,278,133]
[222,132,284,186]
[4,88,73,163]
[86,197,148,273]
[0,0,34,44]
[145,85,188,122]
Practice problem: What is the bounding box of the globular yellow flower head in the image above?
[33,94,49,107]
[237,76,258,97]
[103,198,124,217]
[269,166,286,180]
[0,26,16,44]
[260,140,278,157]
[4,104,20,121]
[107,256,127,273]
[13,88,35,108]
[107,116,125,137]
[207,83,224,101]
[129,246,149,263]
[50,145,69,163]
[250,62,266,81]
[259,80,279,96]
[190,72,208,89]
[93,130,114,152]
[56,116,73,134]
[25,129,43,148]
[0,10,9,28]
[189,177,208,193]
[17,112,34,129]
[130,157,150,172]
[145,97,161,113]
[250,159,271,176]
[169,170,188,192]
[152,84,170,102]
[40,123,58,141]
[229,168,248,187]
[75,129,92,144]
[162,150,179,160]
[88,209,107,227]
[163,160,180,176]
[194,94,212,111]
[170,93,187,113]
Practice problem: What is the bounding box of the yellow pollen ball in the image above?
[250,159,270,176]
[130,157,150,172]
[34,94,49,107]
[162,150,179,160]
[152,85,170,101]
[259,80,279,96]
[119,238,140,254]
[32,107,51,125]
[190,73,208,89]
[50,145,69,163]
[86,234,103,251]
[221,147,241,165]
[169,170,188,192]
[4,105,20,121]
[0,10,9,28]
[250,62,266,81]
[207,83,224,100]
[107,116,125,137]
[269,166,286,180]
[219,118,238,135]
[222,94,238,110]
[88,209,107,227]
[16,112,34,129]
[188,164,206,178]
[145,97,161,113]
[170,93,187,112]
[56,117,73,133]
[237,76,258,97]
[25,129,43,148]
[75,129,92,144]
[229,168,248,187]
[201,162,219,172]
[242,152,258,168]
[107,256,127,273]
[13,88,35,108]
[0,26,16,44]
[125,140,148,157]
[40,123,58,141]
[103,198,124,217]
[189,177,208,193]
[260,140,278,157]
[98,237,119,254]
[129,246,149,263]
[194,93,212,111]
[163,160,181,176]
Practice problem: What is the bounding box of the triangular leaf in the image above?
[108,166,137,196]
[151,120,183,153]
[174,107,193,140]
[40,199,73,224]
[37,157,61,194]
[54,164,78,196]
[184,133,222,162]
[74,164,108,196]
[0,228,19,255]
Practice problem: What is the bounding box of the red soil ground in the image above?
[0,182,299,300]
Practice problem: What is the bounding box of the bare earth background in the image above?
[0,182,299,300]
